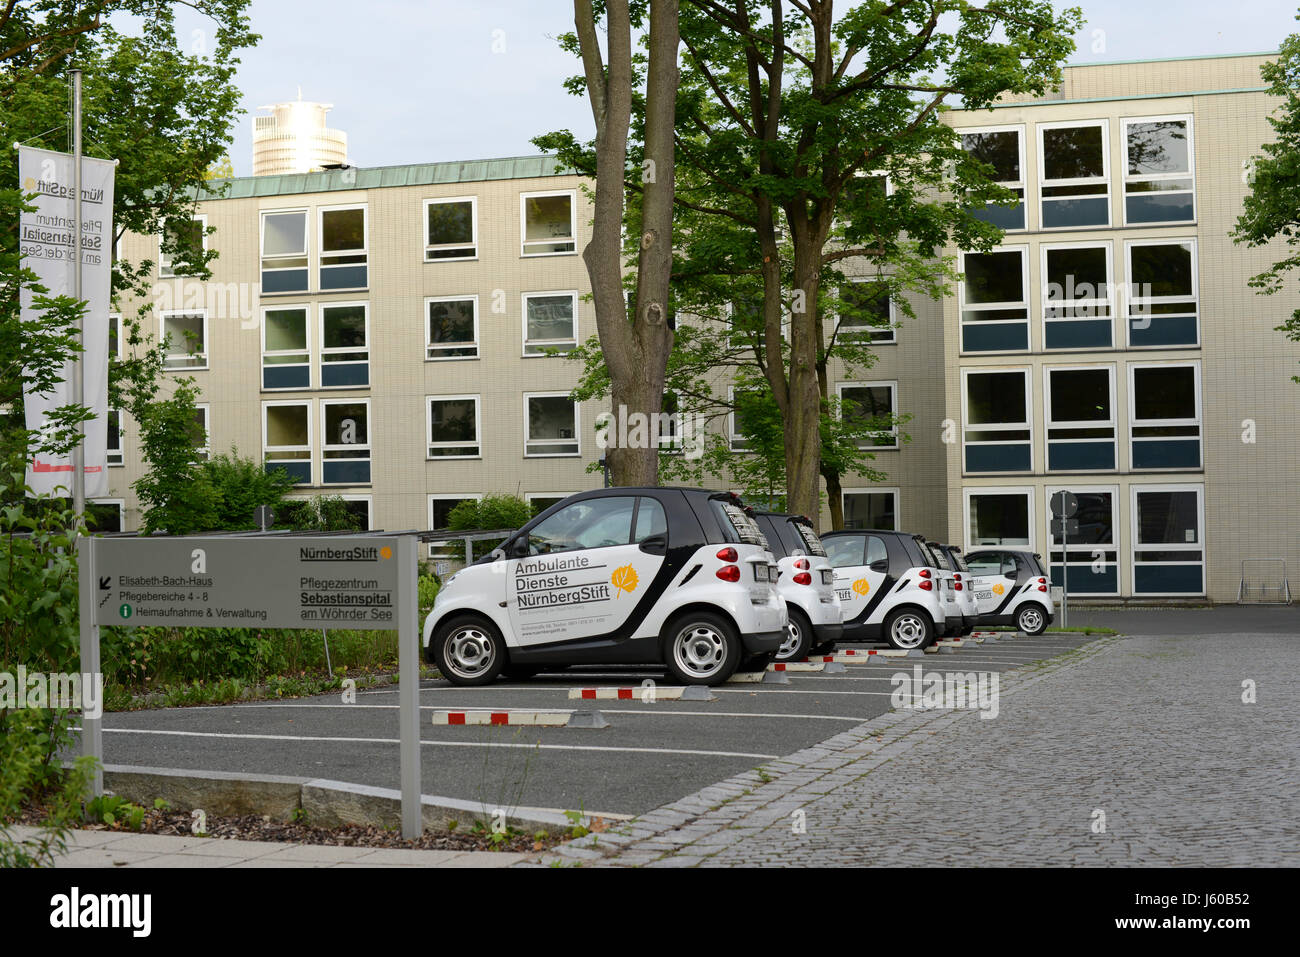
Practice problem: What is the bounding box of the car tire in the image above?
[775,607,814,662]
[884,608,934,650]
[662,612,742,685]
[433,615,507,686]
[1016,603,1049,636]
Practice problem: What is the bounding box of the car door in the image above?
[827,533,890,623]
[967,550,1017,617]
[507,495,667,647]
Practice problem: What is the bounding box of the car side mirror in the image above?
[870,558,889,573]
[508,538,530,558]
[638,533,667,555]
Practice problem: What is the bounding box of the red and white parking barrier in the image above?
[566,686,714,702]
[431,709,608,728]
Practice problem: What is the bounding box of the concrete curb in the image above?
[568,686,714,702]
[98,764,629,834]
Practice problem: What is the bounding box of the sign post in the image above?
[1049,491,1078,629]
[79,534,423,838]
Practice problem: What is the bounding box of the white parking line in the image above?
[99,727,779,760]
[157,702,863,721]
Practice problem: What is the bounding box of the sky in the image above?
[203,0,1299,177]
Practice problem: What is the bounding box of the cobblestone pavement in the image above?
[529,633,1300,867]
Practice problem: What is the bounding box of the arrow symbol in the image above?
[99,576,111,590]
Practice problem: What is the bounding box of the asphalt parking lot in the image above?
[98,631,1097,818]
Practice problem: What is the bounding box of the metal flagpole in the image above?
[71,69,85,519]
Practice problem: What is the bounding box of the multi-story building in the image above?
[105,52,1299,603]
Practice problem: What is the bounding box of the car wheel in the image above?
[1016,603,1048,636]
[884,608,933,650]
[434,616,507,686]
[774,608,814,662]
[663,612,741,685]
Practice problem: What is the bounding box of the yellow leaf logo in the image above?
[852,578,870,596]
[611,564,639,596]
[992,583,1005,596]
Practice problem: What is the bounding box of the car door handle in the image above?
[638,534,667,555]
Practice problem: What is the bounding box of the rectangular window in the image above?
[965,488,1033,547]
[339,495,372,530]
[525,393,579,456]
[87,499,124,534]
[319,206,367,290]
[521,191,576,255]
[106,409,123,466]
[426,296,478,360]
[960,125,1025,230]
[159,215,206,279]
[843,489,898,531]
[526,492,574,517]
[263,401,312,485]
[193,404,210,463]
[838,381,898,449]
[1045,366,1115,471]
[427,494,482,561]
[728,386,757,453]
[108,313,123,361]
[962,369,1032,473]
[523,291,577,355]
[1126,240,1198,347]
[1046,486,1118,594]
[321,399,370,485]
[427,396,480,459]
[1039,120,1110,229]
[262,306,310,390]
[838,280,896,344]
[1123,115,1195,225]
[1128,362,1202,470]
[836,171,891,240]
[425,197,477,261]
[160,311,207,370]
[319,302,369,387]
[1042,242,1114,349]
[959,247,1029,352]
[1131,485,1204,594]
[261,209,309,294]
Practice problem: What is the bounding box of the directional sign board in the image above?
[92,536,401,629]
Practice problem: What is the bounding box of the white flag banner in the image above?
[18,145,115,499]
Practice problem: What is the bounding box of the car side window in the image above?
[865,535,889,567]
[633,497,667,542]
[966,553,1001,576]
[825,535,866,567]
[526,497,637,555]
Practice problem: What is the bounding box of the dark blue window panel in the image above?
[1134,564,1202,594]
[965,443,1031,473]
[1045,319,1112,349]
[262,269,309,294]
[268,461,311,485]
[1042,197,1109,229]
[1050,564,1118,593]
[1128,314,1197,347]
[1048,440,1115,471]
[1132,439,1200,469]
[962,322,1028,353]
[1126,194,1194,224]
[321,363,369,388]
[323,460,371,485]
[263,365,310,390]
[320,265,368,290]
[970,202,1025,231]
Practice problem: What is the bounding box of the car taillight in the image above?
[716,547,738,562]
[955,582,963,591]
[794,558,810,570]
[1037,584,1047,592]
[716,565,741,582]
[1036,577,1046,585]
[919,579,933,591]
[793,572,812,585]
[919,569,931,579]
[954,573,962,582]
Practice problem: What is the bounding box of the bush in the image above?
[447,494,531,560]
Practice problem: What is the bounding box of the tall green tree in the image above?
[1,1,258,479]
[1233,18,1300,381]
[545,1,1081,527]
